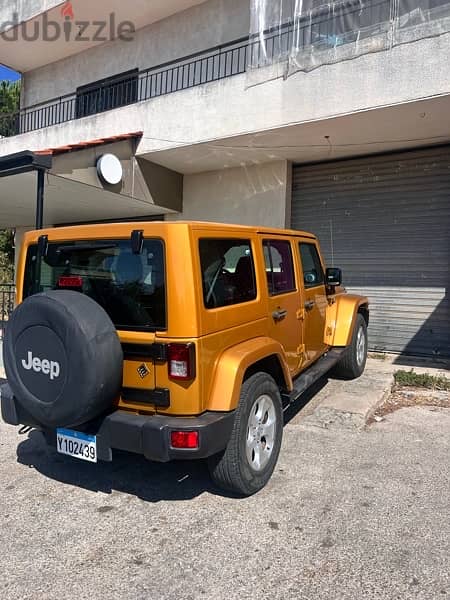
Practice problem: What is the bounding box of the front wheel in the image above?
[333,313,368,380]
[208,372,283,496]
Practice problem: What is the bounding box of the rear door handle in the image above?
[304,300,315,311]
[272,309,288,322]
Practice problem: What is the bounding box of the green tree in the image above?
[0,229,14,283]
[0,82,19,281]
[0,80,20,137]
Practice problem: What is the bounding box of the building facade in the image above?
[0,0,449,356]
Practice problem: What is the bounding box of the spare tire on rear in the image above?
[4,290,123,428]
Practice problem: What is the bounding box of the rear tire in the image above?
[333,313,368,380]
[208,372,283,496]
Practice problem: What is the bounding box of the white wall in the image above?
[4,29,450,164]
[0,0,63,25]
[170,161,291,227]
[22,0,249,106]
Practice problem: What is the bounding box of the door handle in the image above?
[272,309,288,322]
[304,300,315,311]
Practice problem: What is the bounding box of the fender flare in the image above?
[207,337,292,412]
[325,294,369,347]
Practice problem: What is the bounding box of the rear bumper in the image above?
[1,383,235,462]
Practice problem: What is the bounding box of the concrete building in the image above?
[0,0,449,357]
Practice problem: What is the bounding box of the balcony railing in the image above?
[0,0,448,138]
[0,35,249,138]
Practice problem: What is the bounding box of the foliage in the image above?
[0,80,20,137]
[394,369,450,391]
[0,229,14,283]
[0,81,19,278]
[0,80,20,112]
[0,81,20,276]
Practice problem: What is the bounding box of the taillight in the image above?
[170,430,199,449]
[167,343,196,380]
[58,276,83,288]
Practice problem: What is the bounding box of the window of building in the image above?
[199,239,256,308]
[75,69,139,118]
[263,240,296,295]
[299,243,324,288]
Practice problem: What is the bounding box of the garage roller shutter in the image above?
[292,146,450,357]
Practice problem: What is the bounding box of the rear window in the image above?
[23,239,166,331]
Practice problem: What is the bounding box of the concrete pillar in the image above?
[173,160,293,227]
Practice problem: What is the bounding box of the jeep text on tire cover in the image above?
[21,351,60,380]
[1,222,369,496]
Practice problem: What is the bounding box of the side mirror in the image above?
[326,267,342,286]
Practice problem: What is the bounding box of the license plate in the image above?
[56,428,97,463]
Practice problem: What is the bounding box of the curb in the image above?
[364,385,393,428]
[302,371,394,431]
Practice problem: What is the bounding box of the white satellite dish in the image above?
[96,153,123,185]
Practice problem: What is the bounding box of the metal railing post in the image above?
[35,169,45,230]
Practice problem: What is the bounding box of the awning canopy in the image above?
[0,150,52,177]
[0,170,169,228]
[0,143,175,228]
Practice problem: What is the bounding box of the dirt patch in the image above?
[370,385,450,423]
[369,369,450,424]
[368,352,388,361]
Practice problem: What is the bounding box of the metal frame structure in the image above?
[0,151,52,229]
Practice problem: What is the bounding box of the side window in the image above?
[263,240,296,295]
[299,243,325,288]
[199,239,257,309]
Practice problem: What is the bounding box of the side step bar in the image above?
[283,348,346,404]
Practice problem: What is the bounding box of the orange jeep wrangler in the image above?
[1,221,368,495]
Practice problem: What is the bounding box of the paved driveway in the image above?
[0,401,449,600]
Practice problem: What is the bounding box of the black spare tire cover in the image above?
[4,290,123,428]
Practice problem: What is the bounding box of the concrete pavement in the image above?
[296,354,450,430]
[0,351,449,599]
[0,404,448,599]
[299,357,393,430]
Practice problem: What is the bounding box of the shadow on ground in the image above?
[283,376,329,424]
[13,379,330,503]
[392,355,450,371]
[17,430,228,502]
